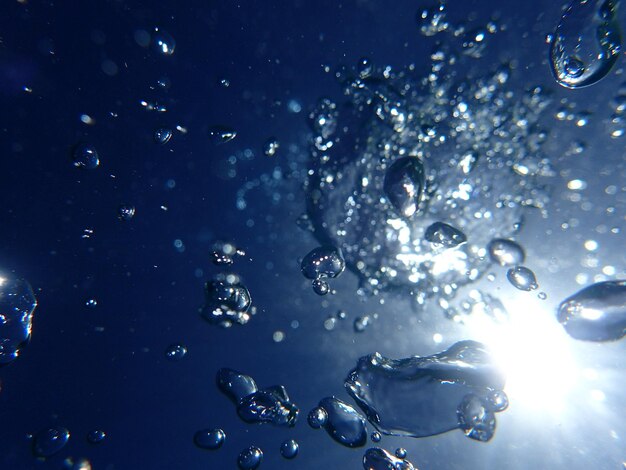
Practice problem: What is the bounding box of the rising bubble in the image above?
[383,157,425,218]
[32,426,70,458]
[301,246,346,280]
[316,397,367,448]
[0,277,37,365]
[165,343,187,361]
[424,222,467,248]
[280,439,299,459]
[194,428,225,450]
[557,280,626,341]
[549,0,621,88]
[201,275,252,327]
[117,204,136,221]
[86,430,106,444]
[237,446,263,470]
[72,143,100,170]
[152,28,175,56]
[154,128,173,145]
[487,239,525,266]
[208,126,237,144]
[506,266,538,291]
[363,447,416,470]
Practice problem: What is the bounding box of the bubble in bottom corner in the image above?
[363,447,416,470]
[237,446,263,470]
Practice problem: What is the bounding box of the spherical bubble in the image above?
[358,57,373,79]
[165,343,187,361]
[0,277,37,365]
[307,407,328,429]
[395,447,407,459]
[354,315,372,333]
[32,426,70,458]
[202,277,252,327]
[117,204,136,221]
[154,128,173,145]
[486,390,509,412]
[86,430,106,444]
[237,446,263,470]
[72,143,100,170]
[193,428,225,450]
[506,266,538,291]
[383,157,425,218]
[487,239,525,266]
[457,394,495,442]
[371,431,381,443]
[300,246,346,280]
[280,439,299,459]
[152,29,175,56]
[312,278,330,296]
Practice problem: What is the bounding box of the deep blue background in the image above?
[1,1,625,469]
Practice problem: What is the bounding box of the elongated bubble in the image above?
[316,397,367,448]
[549,0,622,88]
[0,277,37,365]
[345,341,507,441]
[383,157,425,218]
[557,280,626,341]
[363,447,416,470]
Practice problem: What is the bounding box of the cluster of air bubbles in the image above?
[279,439,299,459]
[72,143,100,170]
[300,246,345,295]
[0,276,37,365]
[305,51,551,303]
[549,0,622,88]
[263,138,280,157]
[117,204,136,221]
[211,241,246,266]
[416,2,449,36]
[208,125,237,144]
[345,341,507,442]
[154,127,173,144]
[354,314,375,333]
[164,343,187,361]
[193,428,225,450]
[86,430,106,445]
[363,447,416,470]
[557,280,626,341]
[32,426,70,458]
[201,274,253,327]
[217,368,299,426]
[506,266,538,291]
[237,446,263,470]
[85,299,97,308]
[308,397,367,448]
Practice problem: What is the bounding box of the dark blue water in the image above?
[1,1,625,469]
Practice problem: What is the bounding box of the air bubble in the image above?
[201,276,252,327]
[86,430,106,444]
[363,447,416,470]
[165,343,187,361]
[457,394,496,442]
[0,277,37,365]
[312,278,330,296]
[316,397,367,448]
[153,29,175,56]
[72,143,100,169]
[117,204,136,221]
[424,222,467,248]
[487,239,525,266]
[506,266,538,291]
[263,138,280,157]
[301,246,346,280]
[193,428,225,450]
[280,439,299,459]
[154,128,173,145]
[557,280,626,341]
[549,0,621,88]
[307,407,328,429]
[383,157,425,218]
[208,126,237,144]
[32,426,70,458]
[237,446,263,470]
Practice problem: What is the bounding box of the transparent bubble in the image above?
[312,278,330,296]
[354,315,372,333]
[165,343,187,361]
[32,426,70,458]
[85,299,98,308]
[395,448,407,459]
[316,397,367,448]
[301,246,345,280]
[371,431,381,443]
[345,341,506,440]
[72,143,100,170]
[358,57,374,79]
[383,157,425,218]
[280,439,299,459]
[457,394,496,442]
[154,128,173,145]
[363,447,416,470]
[308,97,338,140]
[217,368,299,427]
[506,266,538,291]
[237,446,263,470]
[201,276,252,327]
[424,222,467,248]
[0,277,37,365]
[86,430,106,444]
[193,428,225,450]
[461,28,489,58]
[307,407,328,429]
[208,126,237,144]
[549,0,621,88]
[152,28,175,56]
[263,138,280,157]
[117,204,136,221]
[487,239,525,266]
[557,280,626,341]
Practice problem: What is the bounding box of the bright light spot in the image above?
[590,389,606,402]
[567,179,587,190]
[0,277,6,287]
[584,239,598,251]
[433,333,443,344]
[464,295,579,413]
